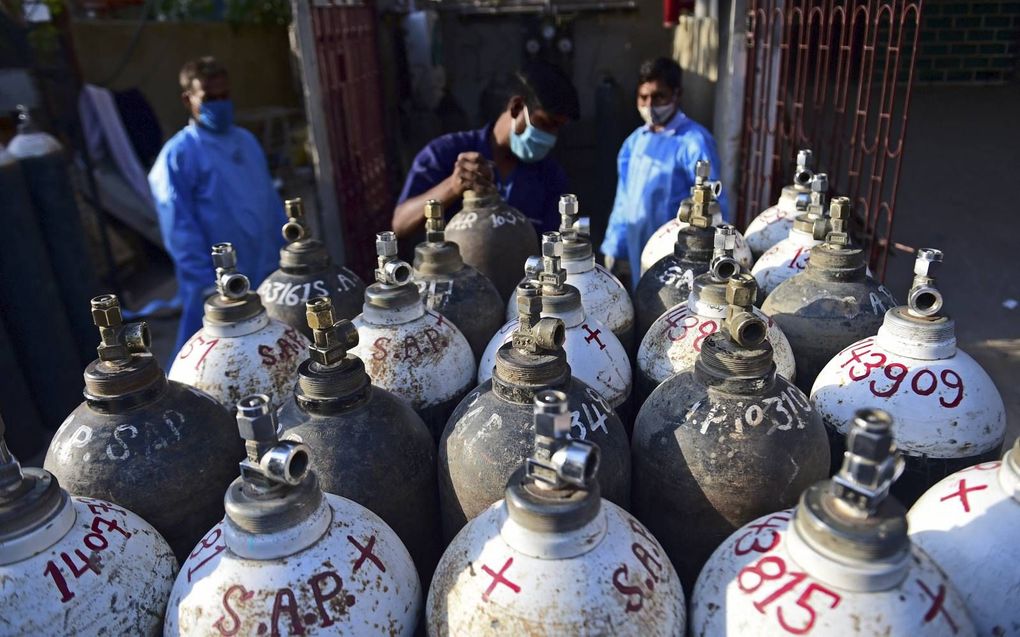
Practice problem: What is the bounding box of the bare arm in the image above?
[391,152,494,239]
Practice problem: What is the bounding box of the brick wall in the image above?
[916,0,1020,83]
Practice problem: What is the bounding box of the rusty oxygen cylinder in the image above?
[258,197,365,339]
[277,297,442,582]
[168,242,310,409]
[350,231,475,440]
[632,274,830,589]
[744,148,816,259]
[0,415,176,635]
[636,225,797,403]
[762,197,898,394]
[908,435,1020,636]
[506,194,636,352]
[691,409,975,637]
[751,173,831,297]
[479,231,632,412]
[44,294,241,560]
[634,159,720,341]
[811,248,1006,506]
[443,186,539,302]
[429,390,685,636]
[439,281,631,541]
[164,394,422,637]
[413,199,504,362]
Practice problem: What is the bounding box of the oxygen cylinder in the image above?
[351,232,475,440]
[633,274,829,588]
[811,249,1006,505]
[277,297,442,581]
[164,395,421,637]
[634,159,720,340]
[691,409,976,637]
[637,226,796,402]
[505,194,636,352]
[444,186,539,301]
[907,437,1020,636]
[763,197,898,394]
[639,206,754,277]
[479,232,632,411]
[44,294,241,560]
[8,106,97,367]
[751,173,831,297]
[744,148,815,259]
[439,281,631,540]
[413,199,504,362]
[429,391,685,636]
[168,243,309,410]
[0,418,176,635]
[257,198,365,339]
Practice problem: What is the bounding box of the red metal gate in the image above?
[738,0,923,279]
[309,1,392,276]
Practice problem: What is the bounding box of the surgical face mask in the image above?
[198,99,234,133]
[509,106,557,163]
[638,102,676,127]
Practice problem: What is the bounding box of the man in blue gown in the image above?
[600,57,728,289]
[149,57,285,357]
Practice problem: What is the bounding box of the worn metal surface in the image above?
[0,496,176,636]
[164,493,421,636]
[427,497,685,635]
[444,190,539,302]
[908,443,1020,637]
[811,331,1006,506]
[479,312,631,409]
[634,242,713,341]
[415,264,504,364]
[636,300,796,401]
[744,150,815,259]
[751,227,825,297]
[278,385,442,584]
[45,381,242,561]
[633,330,829,590]
[438,379,631,540]
[639,215,754,276]
[738,0,923,280]
[352,306,475,439]
[690,509,974,636]
[169,314,309,411]
[259,264,365,340]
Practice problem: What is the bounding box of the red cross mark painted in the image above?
[481,557,522,602]
[938,478,988,514]
[582,324,606,350]
[917,579,959,634]
[347,535,386,573]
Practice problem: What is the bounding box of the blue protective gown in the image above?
[599,110,728,288]
[149,122,285,357]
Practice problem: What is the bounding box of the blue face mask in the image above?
[198,99,234,133]
[509,106,557,163]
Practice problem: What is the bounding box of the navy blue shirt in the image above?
[397,123,568,233]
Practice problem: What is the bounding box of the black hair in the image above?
[638,57,683,93]
[510,60,581,121]
[179,56,228,92]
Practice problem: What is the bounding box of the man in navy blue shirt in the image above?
[392,61,580,239]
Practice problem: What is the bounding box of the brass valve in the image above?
[677,159,722,229]
[212,243,251,300]
[527,390,599,490]
[830,408,904,515]
[825,197,852,247]
[374,232,413,286]
[91,294,151,363]
[282,198,308,243]
[724,274,767,347]
[305,297,359,367]
[424,199,445,244]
